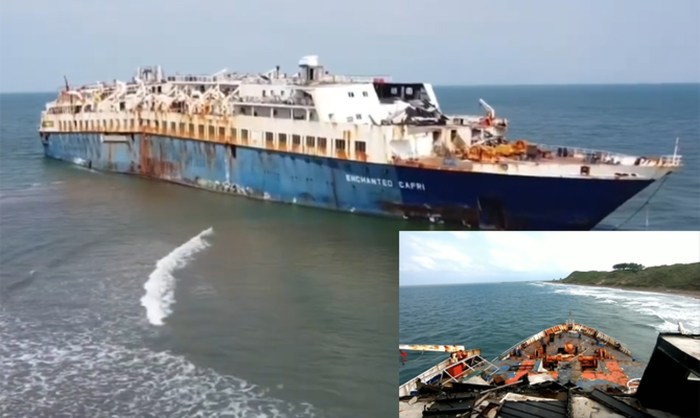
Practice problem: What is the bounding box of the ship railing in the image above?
[658,154,682,166]
[537,143,634,160]
[322,74,392,83]
[399,352,493,397]
[234,96,314,106]
[497,330,547,361]
[166,74,223,83]
[535,143,681,166]
[571,324,633,356]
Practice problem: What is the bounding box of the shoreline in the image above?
[549,282,700,300]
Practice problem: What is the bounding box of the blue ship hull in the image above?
[41,132,655,230]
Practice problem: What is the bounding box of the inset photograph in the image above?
[399,231,700,418]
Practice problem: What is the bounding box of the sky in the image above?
[399,231,700,286]
[0,0,699,93]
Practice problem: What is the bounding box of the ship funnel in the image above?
[298,55,319,67]
[298,55,323,83]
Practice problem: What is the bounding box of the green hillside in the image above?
[556,262,700,291]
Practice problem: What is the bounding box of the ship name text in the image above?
[345,174,426,191]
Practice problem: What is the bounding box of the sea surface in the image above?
[399,281,700,385]
[1,96,398,417]
[0,84,699,417]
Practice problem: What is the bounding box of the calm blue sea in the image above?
[399,281,700,385]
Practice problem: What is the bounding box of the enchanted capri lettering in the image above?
[345,174,426,191]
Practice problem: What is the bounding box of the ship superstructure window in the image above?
[355,140,367,159]
[179,122,185,134]
[335,139,346,158]
[317,137,327,152]
[230,128,237,141]
[278,133,287,149]
[348,92,355,98]
[198,124,205,136]
[292,109,305,120]
[355,114,362,120]
[219,127,225,139]
[265,132,274,146]
[292,134,301,149]
[208,125,215,138]
[171,122,177,133]
[189,123,195,135]
[362,91,368,97]
[306,136,316,149]
[241,129,249,142]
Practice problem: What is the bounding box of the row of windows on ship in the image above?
[48,103,376,125]
[54,119,369,160]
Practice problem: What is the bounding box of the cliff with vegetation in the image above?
[555,262,700,291]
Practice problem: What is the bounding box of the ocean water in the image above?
[399,281,700,385]
[0,84,699,417]
[1,94,398,417]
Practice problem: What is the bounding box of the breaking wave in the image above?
[0,315,318,418]
[544,283,700,333]
[141,227,214,326]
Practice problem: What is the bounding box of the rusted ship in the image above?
[399,319,699,417]
[37,56,682,229]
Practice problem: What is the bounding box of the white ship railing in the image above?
[399,351,496,398]
[536,143,682,166]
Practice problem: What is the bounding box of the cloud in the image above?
[400,232,476,273]
[400,231,700,286]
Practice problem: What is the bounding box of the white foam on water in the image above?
[0,315,319,418]
[545,283,700,333]
[140,227,214,326]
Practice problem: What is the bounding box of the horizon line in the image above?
[400,279,550,288]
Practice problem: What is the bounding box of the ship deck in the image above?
[399,323,651,417]
[492,328,645,391]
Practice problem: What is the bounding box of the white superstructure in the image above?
[39,56,681,180]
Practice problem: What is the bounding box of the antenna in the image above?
[672,137,680,164]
